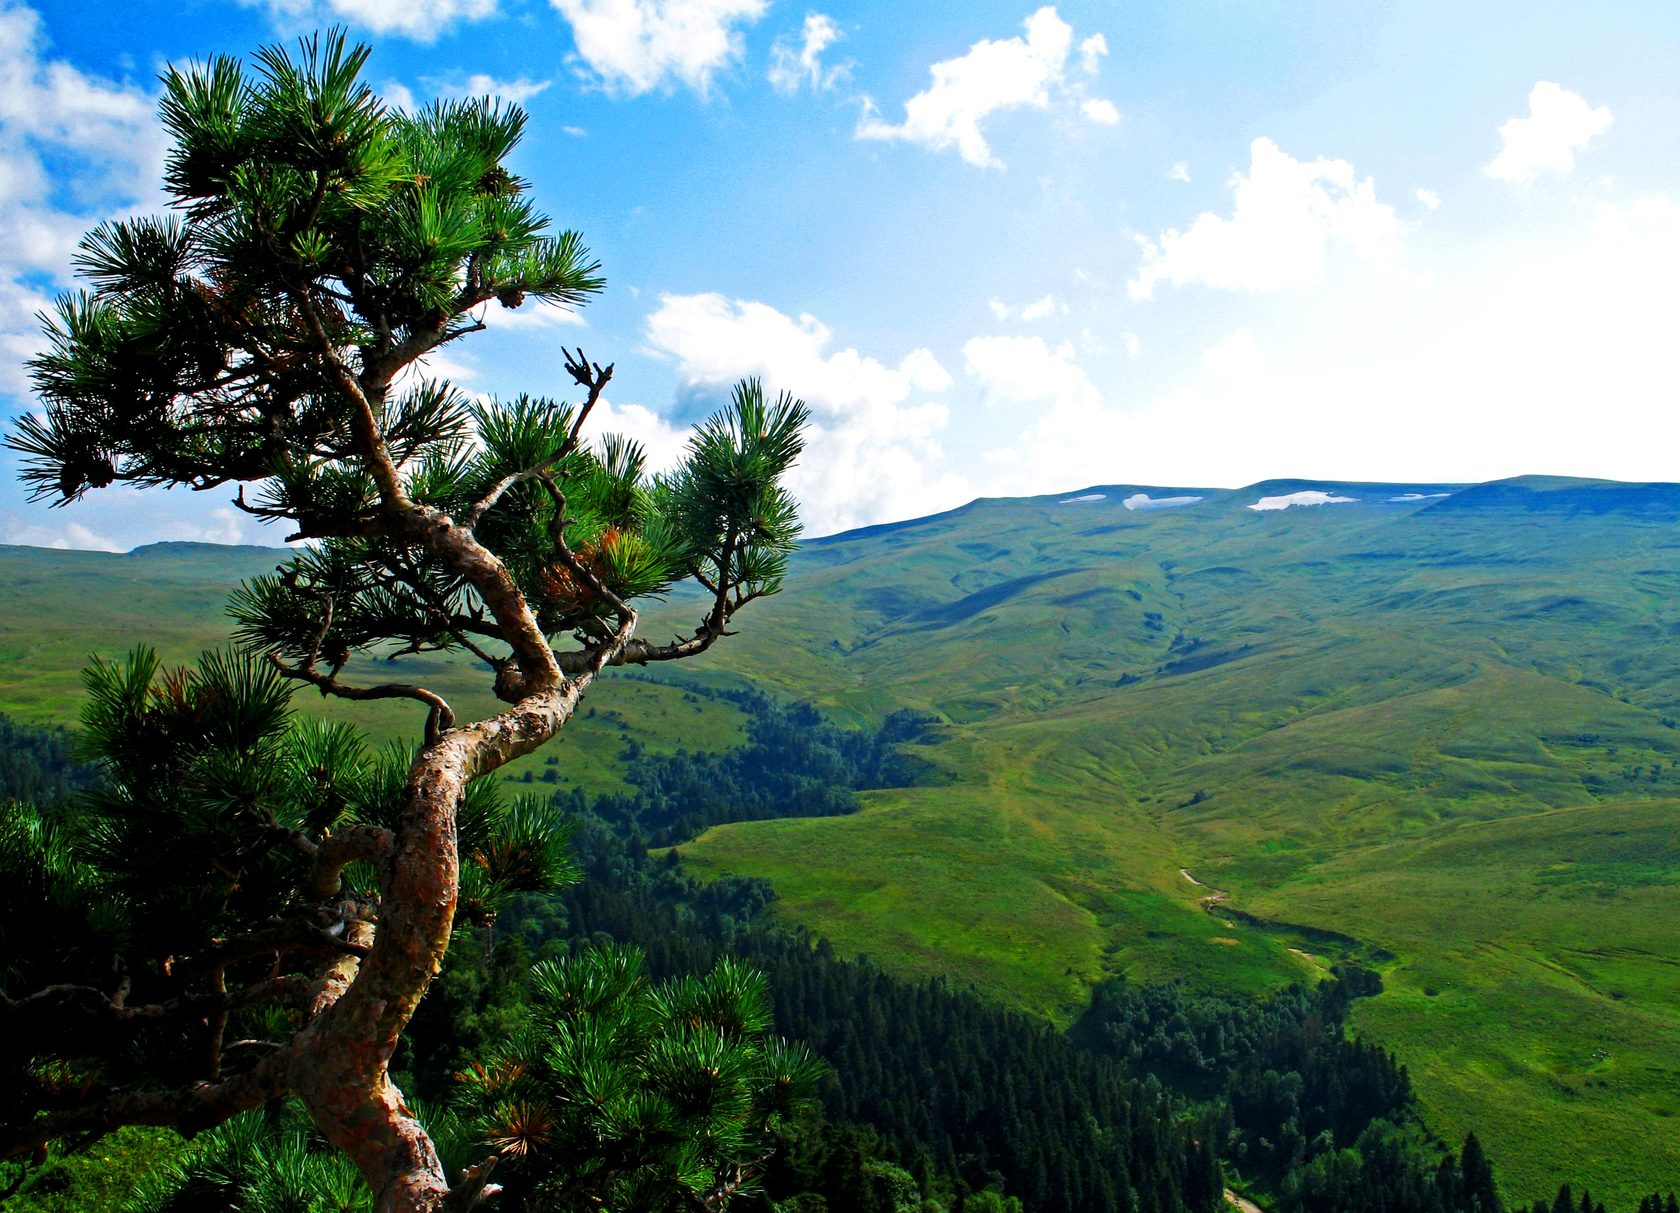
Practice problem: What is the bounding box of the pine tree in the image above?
[1459,1133,1502,1213]
[0,30,805,1213]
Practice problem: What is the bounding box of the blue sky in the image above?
[0,0,1676,548]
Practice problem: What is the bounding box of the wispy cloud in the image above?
[246,0,498,42]
[421,71,551,102]
[989,294,1064,322]
[768,12,846,95]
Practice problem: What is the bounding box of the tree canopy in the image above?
[2,30,808,1213]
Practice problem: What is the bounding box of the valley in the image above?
[4,474,1678,1204]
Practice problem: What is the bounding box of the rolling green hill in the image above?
[3,474,1679,1204]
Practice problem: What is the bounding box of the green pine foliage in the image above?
[8,28,805,697]
[458,945,825,1210]
[123,1102,373,1213]
[0,648,572,1144]
[121,943,827,1213]
[13,31,602,506]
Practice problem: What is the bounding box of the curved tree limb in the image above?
[308,823,396,900]
[269,652,456,743]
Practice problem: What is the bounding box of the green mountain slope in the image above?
[3,475,1679,1202]
[679,476,1680,1204]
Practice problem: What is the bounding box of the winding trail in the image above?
[1225,1189,1263,1213]
[1181,870,1325,965]
[1179,867,1231,907]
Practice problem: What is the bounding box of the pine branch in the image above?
[269,651,456,743]
[464,348,613,528]
[0,1046,292,1158]
[0,973,313,1053]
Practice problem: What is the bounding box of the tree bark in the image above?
[290,681,592,1212]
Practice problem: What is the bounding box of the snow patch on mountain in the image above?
[1248,491,1357,511]
[1124,493,1203,511]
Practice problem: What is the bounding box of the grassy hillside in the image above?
[680,477,1680,1204]
[5,475,1680,1202]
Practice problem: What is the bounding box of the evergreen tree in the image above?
[1460,1133,1502,1213]
[0,30,805,1213]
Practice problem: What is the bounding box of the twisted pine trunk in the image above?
[279,378,628,1209]
[292,686,587,1212]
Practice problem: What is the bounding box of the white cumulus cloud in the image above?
[247,0,498,41]
[552,0,769,96]
[768,12,845,95]
[1078,33,1106,75]
[855,6,1116,169]
[584,396,691,474]
[1129,137,1404,299]
[642,293,969,535]
[1002,191,1680,497]
[1201,328,1268,381]
[963,335,1142,497]
[0,515,121,551]
[963,334,1101,412]
[1484,82,1613,184]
